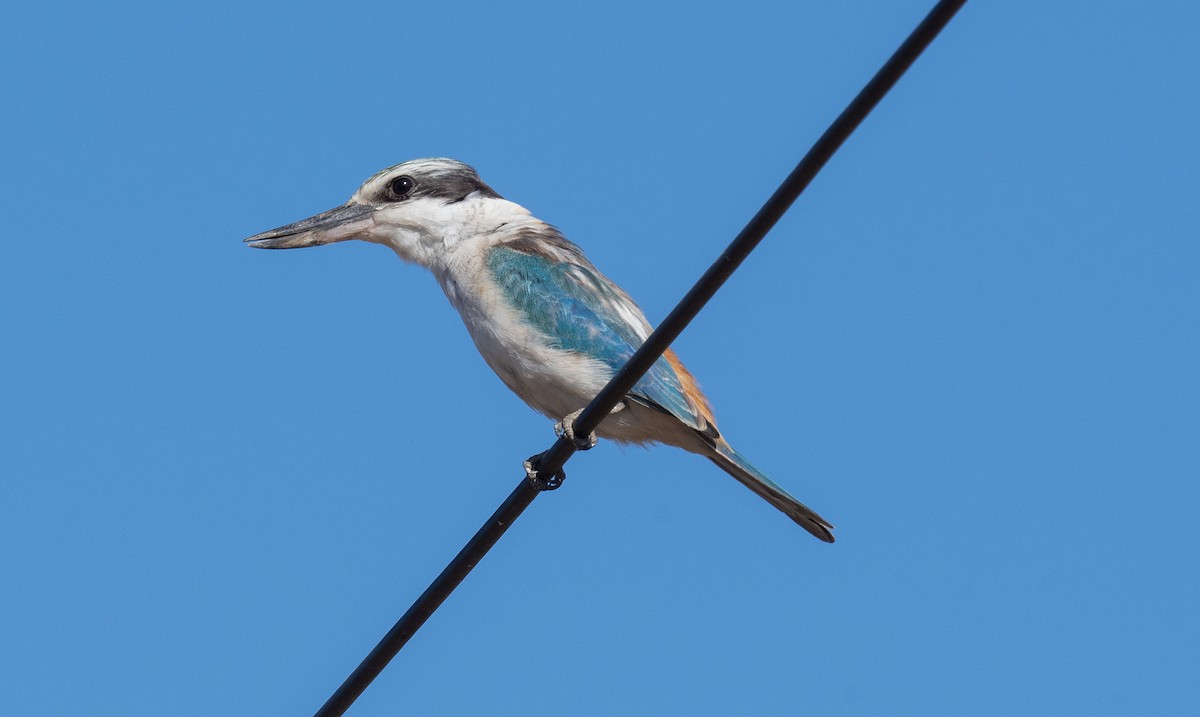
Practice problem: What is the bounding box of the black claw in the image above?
[555,415,598,451]
[568,433,597,451]
[524,453,566,491]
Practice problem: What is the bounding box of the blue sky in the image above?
[2,1,1197,714]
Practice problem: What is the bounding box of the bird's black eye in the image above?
[388,176,415,199]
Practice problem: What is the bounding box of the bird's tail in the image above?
[708,444,835,542]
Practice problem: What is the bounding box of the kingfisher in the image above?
[245,158,835,542]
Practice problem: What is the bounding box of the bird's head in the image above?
[244,158,509,266]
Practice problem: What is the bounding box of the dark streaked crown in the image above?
[362,158,501,204]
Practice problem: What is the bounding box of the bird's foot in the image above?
[524,453,565,491]
[554,408,598,450]
[554,402,623,450]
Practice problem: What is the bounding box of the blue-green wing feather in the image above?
[487,245,701,426]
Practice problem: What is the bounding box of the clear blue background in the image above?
[2,2,1196,714]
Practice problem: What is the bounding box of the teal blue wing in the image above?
[487,243,703,428]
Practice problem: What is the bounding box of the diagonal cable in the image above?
[314,1,967,714]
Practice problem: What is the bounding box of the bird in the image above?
[245,158,835,542]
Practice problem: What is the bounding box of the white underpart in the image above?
[358,190,708,450]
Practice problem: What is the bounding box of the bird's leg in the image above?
[554,409,594,450]
[526,402,625,491]
[523,453,565,491]
[554,401,625,451]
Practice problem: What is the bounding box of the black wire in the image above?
[314,1,966,714]
[314,481,539,716]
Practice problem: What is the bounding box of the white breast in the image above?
[432,240,612,421]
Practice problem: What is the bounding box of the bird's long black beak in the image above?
[244,201,374,249]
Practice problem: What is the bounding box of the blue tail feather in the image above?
[709,444,835,542]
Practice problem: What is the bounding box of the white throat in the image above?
[365,194,536,271]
